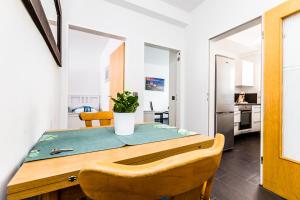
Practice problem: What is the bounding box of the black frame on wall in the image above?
[22,0,62,66]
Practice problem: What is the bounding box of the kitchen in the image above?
[211,21,262,150]
[235,93,261,137]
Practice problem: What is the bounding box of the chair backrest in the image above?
[79,134,225,200]
[79,112,113,127]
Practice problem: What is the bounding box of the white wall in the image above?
[185,0,284,136]
[62,0,186,127]
[144,46,170,111]
[68,29,123,111]
[68,29,109,96]
[0,0,61,198]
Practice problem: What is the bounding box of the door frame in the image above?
[208,16,262,136]
[64,24,127,127]
[144,42,181,127]
[208,17,264,183]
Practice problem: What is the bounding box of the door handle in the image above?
[217,112,234,114]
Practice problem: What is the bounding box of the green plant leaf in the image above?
[111,91,139,113]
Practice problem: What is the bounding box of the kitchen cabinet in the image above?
[252,105,261,132]
[234,106,241,135]
[234,122,240,136]
[234,105,261,135]
[234,111,241,122]
[235,59,254,86]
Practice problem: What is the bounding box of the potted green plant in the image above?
[111,91,139,135]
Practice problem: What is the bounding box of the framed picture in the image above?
[145,77,165,91]
[22,0,62,66]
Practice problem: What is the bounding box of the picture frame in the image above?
[22,0,62,66]
[145,77,165,92]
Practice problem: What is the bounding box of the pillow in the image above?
[72,106,97,113]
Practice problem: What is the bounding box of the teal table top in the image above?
[24,123,197,163]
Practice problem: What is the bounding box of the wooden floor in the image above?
[212,132,284,200]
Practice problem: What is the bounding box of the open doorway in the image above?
[211,21,262,150]
[143,44,180,127]
[67,26,125,128]
[208,18,271,199]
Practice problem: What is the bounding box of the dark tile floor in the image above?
[212,132,285,200]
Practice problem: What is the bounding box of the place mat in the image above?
[116,123,197,145]
[24,123,198,163]
[24,128,124,162]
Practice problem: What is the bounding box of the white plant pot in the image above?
[114,112,135,135]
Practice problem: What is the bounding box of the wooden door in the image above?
[264,0,300,199]
[109,43,125,111]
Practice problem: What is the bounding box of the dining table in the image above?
[7,123,214,200]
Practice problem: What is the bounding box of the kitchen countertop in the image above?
[235,103,261,106]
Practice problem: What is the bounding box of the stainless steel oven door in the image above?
[239,110,252,130]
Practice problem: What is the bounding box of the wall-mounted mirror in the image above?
[22,0,62,66]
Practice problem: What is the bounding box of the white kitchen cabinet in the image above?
[234,106,241,135]
[235,59,254,86]
[234,122,240,136]
[234,111,241,123]
[234,105,261,136]
[252,105,261,121]
[252,105,261,132]
[252,112,261,122]
[234,106,239,112]
[252,121,261,132]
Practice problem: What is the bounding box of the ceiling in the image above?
[226,24,262,51]
[213,24,262,55]
[160,0,205,12]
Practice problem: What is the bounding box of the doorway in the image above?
[143,44,180,127]
[209,18,268,198]
[67,25,125,128]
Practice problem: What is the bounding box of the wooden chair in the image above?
[79,134,225,200]
[79,112,113,127]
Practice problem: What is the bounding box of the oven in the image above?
[239,105,252,130]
